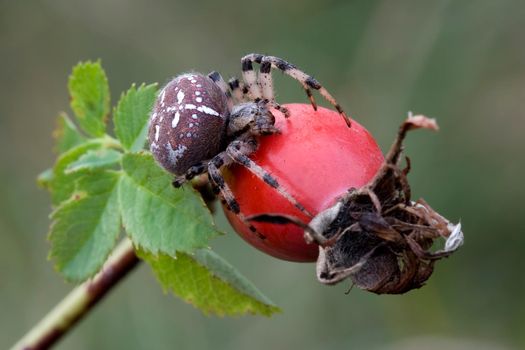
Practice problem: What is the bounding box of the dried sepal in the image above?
[248,114,463,294]
[315,115,463,294]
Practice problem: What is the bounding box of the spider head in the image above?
[227,100,275,137]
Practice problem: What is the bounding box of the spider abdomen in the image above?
[149,73,230,175]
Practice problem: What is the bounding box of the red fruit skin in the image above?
[224,103,384,262]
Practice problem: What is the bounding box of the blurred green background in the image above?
[1,0,524,349]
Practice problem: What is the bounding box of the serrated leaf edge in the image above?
[113,82,158,152]
[48,172,122,283]
[138,249,281,317]
[119,153,219,255]
[68,60,110,138]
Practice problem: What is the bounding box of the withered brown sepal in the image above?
[250,115,463,294]
[313,115,463,294]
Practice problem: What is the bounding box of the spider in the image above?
[148,53,350,239]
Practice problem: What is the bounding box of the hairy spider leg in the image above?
[257,57,290,117]
[226,139,312,217]
[207,153,267,240]
[172,161,208,188]
[228,77,247,103]
[242,54,314,108]
[208,71,233,110]
[240,57,262,100]
[241,53,351,127]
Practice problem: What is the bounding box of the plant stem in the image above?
[10,238,140,350]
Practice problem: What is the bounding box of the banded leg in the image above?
[268,101,290,118]
[233,69,289,117]
[228,77,247,103]
[242,54,316,109]
[207,154,266,240]
[226,139,312,217]
[241,58,262,100]
[242,53,351,127]
[172,161,208,188]
[258,58,274,101]
[208,71,233,109]
[259,57,290,117]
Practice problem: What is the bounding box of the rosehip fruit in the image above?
[223,103,384,262]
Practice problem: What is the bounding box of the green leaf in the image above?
[53,113,86,154]
[68,61,110,137]
[49,140,104,206]
[114,83,158,152]
[119,152,219,255]
[49,171,121,283]
[66,149,122,174]
[138,249,280,316]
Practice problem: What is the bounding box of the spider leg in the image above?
[172,161,208,188]
[258,58,274,101]
[259,57,293,118]
[257,57,291,117]
[241,57,263,100]
[242,53,351,127]
[208,71,233,110]
[227,77,246,103]
[234,65,290,118]
[267,101,291,118]
[207,153,266,240]
[226,139,312,217]
[242,54,314,108]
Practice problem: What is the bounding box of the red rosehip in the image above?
[223,103,384,262]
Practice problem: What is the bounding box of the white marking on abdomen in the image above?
[197,105,220,116]
[172,112,180,128]
[159,89,167,106]
[166,143,187,167]
[154,125,160,141]
[177,91,185,104]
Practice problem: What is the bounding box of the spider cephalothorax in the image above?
[148,54,349,238]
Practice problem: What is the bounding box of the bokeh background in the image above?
[1,0,524,349]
